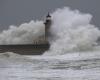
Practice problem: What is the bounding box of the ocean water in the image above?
[0,7,100,80]
[0,49,100,80]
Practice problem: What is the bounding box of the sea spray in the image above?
[0,21,45,44]
[44,7,100,55]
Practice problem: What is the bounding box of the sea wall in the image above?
[0,44,50,55]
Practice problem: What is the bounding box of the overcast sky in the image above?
[0,0,100,31]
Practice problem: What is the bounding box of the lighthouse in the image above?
[44,13,52,40]
[33,13,52,44]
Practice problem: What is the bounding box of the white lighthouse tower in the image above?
[44,13,52,40]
